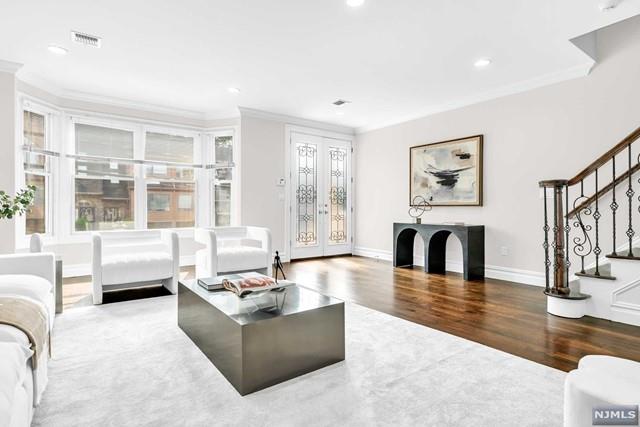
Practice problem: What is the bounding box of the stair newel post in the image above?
[553,182,569,294]
[540,179,571,295]
[628,144,635,256]
[543,187,550,293]
[565,183,570,288]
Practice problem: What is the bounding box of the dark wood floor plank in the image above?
[283,256,640,372]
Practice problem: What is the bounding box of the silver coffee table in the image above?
[177,279,345,395]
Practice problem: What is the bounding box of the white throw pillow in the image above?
[0,274,52,306]
[0,342,32,427]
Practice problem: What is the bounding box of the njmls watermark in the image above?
[593,405,639,425]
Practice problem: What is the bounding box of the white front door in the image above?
[290,131,352,260]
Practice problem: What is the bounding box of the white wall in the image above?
[354,15,640,283]
[0,69,18,254]
[240,115,288,254]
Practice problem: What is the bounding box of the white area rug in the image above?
[33,295,564,426]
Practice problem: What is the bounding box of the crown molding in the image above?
[356,61,594,134]
[238,106,355,135]
[59,89,209,120]
[0,59,23,74]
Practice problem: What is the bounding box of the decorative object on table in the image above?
[197,274,243,291]
[273,250,286,283]
[410,135,483,206]
[408,195,432,224]
[0,185,36,219]
[222,272,283,298]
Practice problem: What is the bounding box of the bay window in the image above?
[20,96,238,243]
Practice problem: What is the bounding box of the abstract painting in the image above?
[410,135,483,206]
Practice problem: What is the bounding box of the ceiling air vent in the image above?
[333,99,351,106]
[71,30,102,48]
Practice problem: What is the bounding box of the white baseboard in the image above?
[353,246,544,287]
[63,255,196,278]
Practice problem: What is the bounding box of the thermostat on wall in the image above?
[277,178,286,187]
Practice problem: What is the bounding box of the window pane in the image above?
[75,178,135,231]
[24,111,45,149]
[145,132,195,180]
[146,132,194,163]
[147,182,195,229]
[23,111,47,171]
[75,124,133,159]
[215,135,233,164]
[25,173,46,234]
[214,182,231,227]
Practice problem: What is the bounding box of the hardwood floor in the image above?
[62,255,640,372]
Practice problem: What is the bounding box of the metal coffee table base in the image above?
[178,283,345,396]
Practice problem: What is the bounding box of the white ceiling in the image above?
[1,0,639,131]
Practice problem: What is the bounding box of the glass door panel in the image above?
[324,141,351,256]
[290,132,351,259]
[291,133,324,259]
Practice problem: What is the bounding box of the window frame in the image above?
[205,129,239,228]
[141,124,201,230]
[18,99,59,244]
[68,116,139,236]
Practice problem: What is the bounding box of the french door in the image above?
[290,131,352,259]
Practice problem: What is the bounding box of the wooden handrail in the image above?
[567,162,640,218]
[567,125,640,186]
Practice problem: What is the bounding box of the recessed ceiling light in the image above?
[47,45,68,55]
[347,0,365,7]
[227,87,241,94]
[474,58,492,68]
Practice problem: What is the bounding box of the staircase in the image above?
[540,125,640,326]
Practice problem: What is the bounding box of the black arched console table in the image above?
[393,223,485,281]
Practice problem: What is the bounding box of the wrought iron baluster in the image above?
[627,145,635,256]
[543,187,550,293]
[593,169,601,275]
[572,180,593,274]
[611,156,618,256]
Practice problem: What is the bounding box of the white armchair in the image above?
[91,230,179,305]
[194,226,272,279]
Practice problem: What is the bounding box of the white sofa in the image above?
[91,230,179,305]
[0,253,55,427]
[194,227,272,279]
[564,355,640,427]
